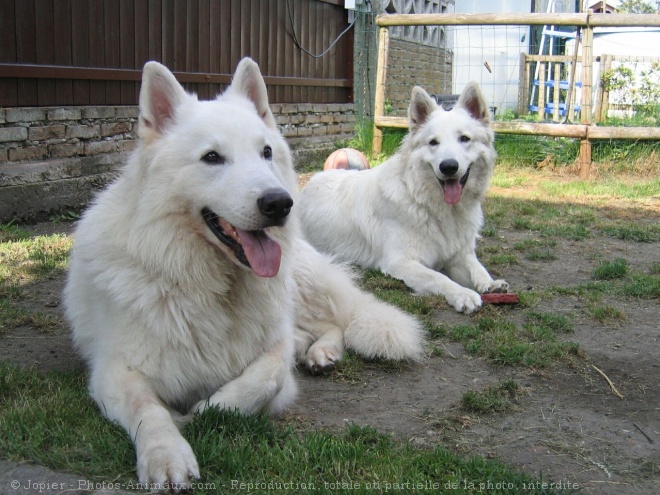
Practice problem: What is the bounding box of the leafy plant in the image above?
[618,0,657,14]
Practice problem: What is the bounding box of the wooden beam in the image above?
[374,116,660,140]
[553,63,561,122]
[580,139,592,179]
[372,27,389,156]
[581,16,594,125]
[376,12,660,28]
[0,64,352,88]
[377,13,589,27]
[537,63,546,120]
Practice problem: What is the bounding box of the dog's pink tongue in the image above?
[443,180,463,205]
[236,228,282,278]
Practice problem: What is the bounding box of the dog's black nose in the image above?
[439,159,459,176]
[257,189,293,221]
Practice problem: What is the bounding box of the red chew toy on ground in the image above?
[481,293,519,304]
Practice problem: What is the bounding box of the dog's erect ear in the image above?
[457,82,490,125]
[408,86,437,133]
[227,58,277,129]
[139,62,187,141]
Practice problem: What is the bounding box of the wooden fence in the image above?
[0,0,353,106]
[373,12,660,178]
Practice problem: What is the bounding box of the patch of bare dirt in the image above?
[2,219,658,495]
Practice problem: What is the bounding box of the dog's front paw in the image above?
[305,343,342,375]
[445,288,483,314]
[137,435,199,492]
[480,279,509,294]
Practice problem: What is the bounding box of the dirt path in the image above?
[1,220,658,495]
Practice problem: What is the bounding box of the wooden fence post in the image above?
[580,138,592,179]
[581,13,594,125]
[595,54,612,122]
[537,63,546,120]
[553,63,561,121]
[519,53,529,116]
[372,27,390,157]
[579,10,594,177]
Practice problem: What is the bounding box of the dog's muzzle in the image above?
[201,188,293,278]
[437,161,471,205]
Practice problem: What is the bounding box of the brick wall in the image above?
[0,103,355,222]
[0,104,355,166]
[0,106,138,164]
[386,39,453,116]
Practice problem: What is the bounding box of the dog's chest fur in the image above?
[70,182,296,411]
[381,159,485,264]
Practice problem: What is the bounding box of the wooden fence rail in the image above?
[373,12,660,178]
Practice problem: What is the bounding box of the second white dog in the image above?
[300,83,508,314]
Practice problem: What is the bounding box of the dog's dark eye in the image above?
[263,145,273,160]
[459,135,471,143]
[429,139,439,146]
[201,151,225,165]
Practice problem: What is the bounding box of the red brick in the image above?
[8,145,48,162]
[100,122,132,137]
[83,140,117,156]
[50,142,83,158]
[28,125,66,141]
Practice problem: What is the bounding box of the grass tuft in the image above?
[0,221,31,242]
[587,304,625,322]
[0,232,73,334]
[593,258,629,280]
[621,274,660,299]
[450,317,580,368]
[599,224,659,243]
[461,380,520,414]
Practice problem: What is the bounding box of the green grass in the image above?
[550,269,660,300]
[487,253,518,266]
[0,229,73,334]
[0,364,562,495]
[326,352,413,385]
[0,232,72,282]
[587,304,625,322]
[524,311,573,335]
[494,135,580,167]
[359,268,448,323]
[0,221,31,242]
[495,134,660,174]
[598,224,660,243]
[593,258,629,280]
[524,249,557,262]
[0,302,62,334]
[461,380,520,414]
[485,197,596,241]
[347,121,407,163]
[621,274,660,299]
[450,317,580,369]
[540,177,660,200]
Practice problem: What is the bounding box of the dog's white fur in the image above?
[299,83,508,314]
[64,58,424,489]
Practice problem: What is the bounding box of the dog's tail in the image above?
[343,291,425,361]
[295,241,426,362]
